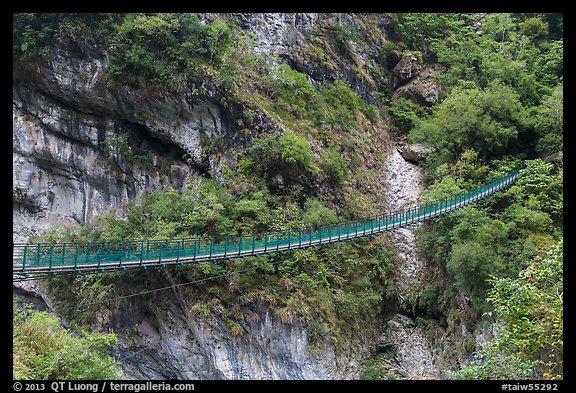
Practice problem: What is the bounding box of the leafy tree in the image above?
[446,215,509,303]
[409,81,530,161]
[391,13,475,61]
[452,238,563,379]
[387,97,425,136]
[249,130,313,174]
[268,63,319,119]
[280,130,313,168]
[13,13,61,56]
[518,17,549,43]
[534,83,563,162]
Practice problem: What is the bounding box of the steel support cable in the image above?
[24,256,292,314]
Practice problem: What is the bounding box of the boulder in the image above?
[397,143,437,164]
[392,66,443,106]
[390,55,420,90]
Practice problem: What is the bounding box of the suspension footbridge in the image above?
[13,165,524,279]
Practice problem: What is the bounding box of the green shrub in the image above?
[332,23,361,55]
[280,130,312,168]
[249,130,312,173]
[13,303,122,379]
[319,148,348,185]
[300,198,338,228]
[108,13,232,86]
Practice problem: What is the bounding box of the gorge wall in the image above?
[13,13,458,380]
[13,13,397,244]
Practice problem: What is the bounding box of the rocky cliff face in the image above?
[109,283,361,380]
[225,13,392,103]
[13,13,460,380]
[13,37,250,243]
[13,13,394,244]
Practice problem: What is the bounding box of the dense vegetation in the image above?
[452,238,563,379]
[387,12,563,379]
[13,301,122,379]
[13,13,562,380]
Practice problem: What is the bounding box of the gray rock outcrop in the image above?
[390,56,443,106]
[397,143,437,164]
[12,38,253,243]
[390,55,421,90]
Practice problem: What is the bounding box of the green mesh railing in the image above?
[13,164,525,277]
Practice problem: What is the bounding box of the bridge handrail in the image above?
[13,163,525,276]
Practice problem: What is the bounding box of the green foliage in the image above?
[403,13,563,188]
[447,226,506,299]
[500,158,563,226]
[248,130,312,175]
[110,14,227,83]
[391,13,475,61]
[332,23,361,56]
[13,13,119,57]
[387,97,426,136]
[13,13,61,56]
[518,17,549,43]
[17,13,563,377]
[280,130,313,167]
[318,80,365,130]
[263,62,374,133]
[13,302,122,379]
[319,148,348,185]
[429,13,562,95]
[107,13,232,88]
[13,13,235,91]
[452,239,563,379]
[534,83,563,161]
[268,63,319,119]
[333,23,361,45]
[417,154,561,308]
[409,81,530,161]
[300,198,338,228]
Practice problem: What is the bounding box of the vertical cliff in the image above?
[13,36,251,243]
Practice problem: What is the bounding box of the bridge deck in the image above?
[13,165,523,278]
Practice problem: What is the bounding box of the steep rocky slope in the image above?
[13,13,457,380]
[13,39,245,243]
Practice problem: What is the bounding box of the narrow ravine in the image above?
[385,148,425,292]
[383,147,440,379]
[385,147,425,292]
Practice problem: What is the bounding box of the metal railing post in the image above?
[86,242,91,270]
[74,243,79,270]
[21,246,27,273]
[276,230,280,251]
